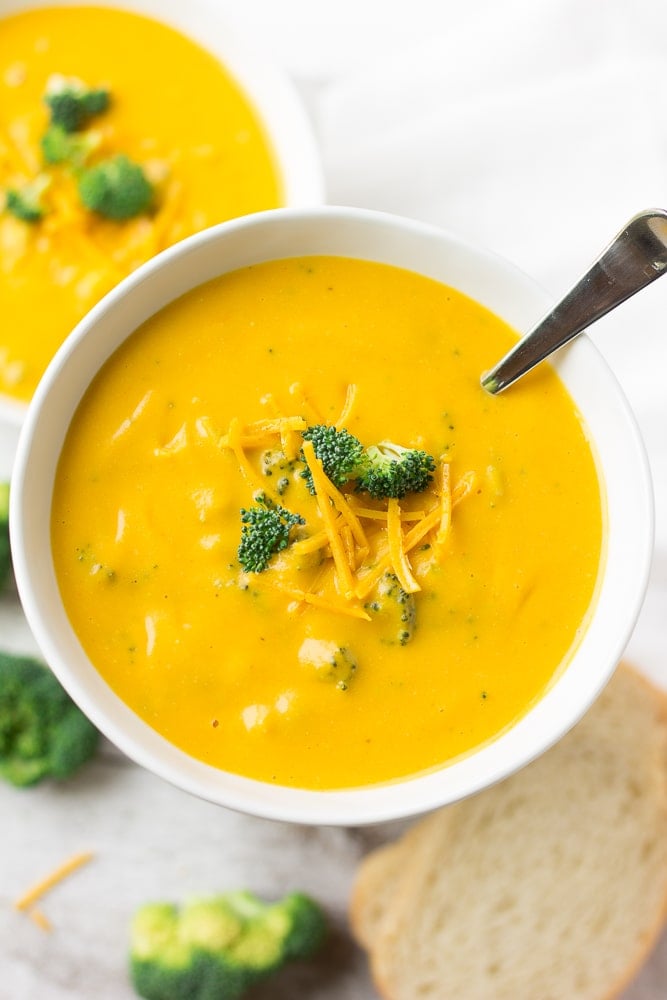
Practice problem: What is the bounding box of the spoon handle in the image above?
[481,208,667,394]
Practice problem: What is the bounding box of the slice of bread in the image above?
[351,663,667,1000]
[350,839,406,951]
[350,815,440,949]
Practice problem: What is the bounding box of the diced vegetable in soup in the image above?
[0,6,281,401]
[51,257,604,789]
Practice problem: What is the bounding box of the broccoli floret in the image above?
[78,154,154,220]
[365,571,417,645]
[297,638,358,690]
[260,449,299,496]
[4,175,51,223]
[130,890,326,1000]
[0,483,10,590]
[238,494,305,573]
[301,424,365,493]
[280,892,328,958]
[300,425,435,500]
[0,653,99,787]
[44,74,110,132]
[356,441,435,499]
[41,124,101,167]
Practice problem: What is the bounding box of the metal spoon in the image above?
[481,208,667,394]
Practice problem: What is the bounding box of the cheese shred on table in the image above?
[15,850,94,910]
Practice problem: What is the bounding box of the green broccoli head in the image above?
[77,154,154,220]
[0,653,99,787]
[300,424,365,493]
[238,494,305,574]
[297,638,358,691]
[356,441,436,499]
[260,449,300,497]
[44,74,111,132]
[0,482,10,590]
[299,426,435,500]
[130,890,327,1000]
[41,124,101,168]
[365,571,417,645]
[280,892,328,959]
[4,175,51,223]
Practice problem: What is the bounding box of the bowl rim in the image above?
[0,0,324,427]
[10,205,655,825]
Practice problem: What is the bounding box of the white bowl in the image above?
[10,207,654,825]
[0,0,324,429]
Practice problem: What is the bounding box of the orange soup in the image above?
[0,5,281,401]
[51,256,604,789]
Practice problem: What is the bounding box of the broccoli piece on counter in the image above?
[130,890,327,1000]
[78,154,154,220]
[44,74,110,132]
[356,441,435,499]
[238,494,305,574]
[365,571,417,645]
[41,123,101,167]
[0,482,10,589]
[298,638,358,690]
[4,175,51,223]
[300,424,365,493]
[0,652,99,787]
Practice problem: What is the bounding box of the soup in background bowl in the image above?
[0,0,323,420]
[10,207,653,825]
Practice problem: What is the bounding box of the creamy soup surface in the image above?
[0,6,281,401]
[51,256,604,789]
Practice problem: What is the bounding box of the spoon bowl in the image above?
[481,208,667,394]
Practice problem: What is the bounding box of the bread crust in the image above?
[350,811,440,949]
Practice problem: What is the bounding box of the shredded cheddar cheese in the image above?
[281,425,302,462]
[226,417,274,497]
[355,499,450,601]
[452,470,477,507]
[340,523,355,570]
[334,382,358,429]
[387,498,420,594]
[308,463,368,550]
[220,415,307,449]
[277,584,372,621]
[289,530,330,556]
[348,502,426,522]
[302,439,356,597]
[436,461,452,549]
[15,851,94,913]
[29,908,53,933]
[289,382,324,424]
